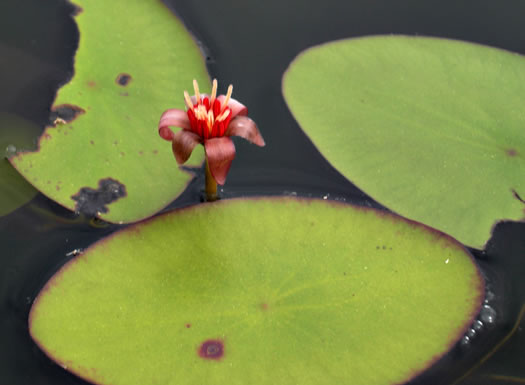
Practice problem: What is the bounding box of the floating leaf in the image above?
[0,112,39,216]
[282,36,525,248]
[10,0,209,223]
[30,198,482,385]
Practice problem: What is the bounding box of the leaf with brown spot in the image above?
[283,36,525,248]
[10,0,209,223]
[30,198,483,385]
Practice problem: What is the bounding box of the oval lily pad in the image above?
[30,198,483,385]
[0,112,39,216]
[282,36,525,248]
[10,0,209,223]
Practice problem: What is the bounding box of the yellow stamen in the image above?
[216,108,231,122]
[196,105,207,120]
[221,84,233,112]
[207,110,214,133]
[210,79,218,106]
[184,91,194,110]
[193,79,201,103]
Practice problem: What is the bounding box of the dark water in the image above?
[1,0,525,384]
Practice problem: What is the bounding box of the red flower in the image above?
[158,79,265,185]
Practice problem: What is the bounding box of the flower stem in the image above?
[205,157,218,201]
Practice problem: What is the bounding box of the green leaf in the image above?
[10,0,209,223]
[282,35,525,248]
[0,112,39,216]
[30,198,482,385]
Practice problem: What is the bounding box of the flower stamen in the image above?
[193,79,201,103]
[216,108,231,122]
[207,110,214,133]
[210,79,218,106]
[184,91,194,111]
[221,84,233,113]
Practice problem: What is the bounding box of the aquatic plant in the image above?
[159,79,265,200]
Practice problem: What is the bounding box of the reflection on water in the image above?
[1,0,525,383]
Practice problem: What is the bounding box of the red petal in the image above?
[159,126,175,141]
[213,99,221,116]
[217,96,247,118]
[172,130,202,164]
[203,97,210,110]
[159,109,191,141]
[204,137,236,185]
[225,116,265,147]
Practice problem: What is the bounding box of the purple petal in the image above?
[172,130,202,164]
[226,116,265,147]
[204,137,236,185]
[217,96,248,118]
[158,109,191,141]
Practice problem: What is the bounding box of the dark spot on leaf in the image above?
[120,152,125,156]
[120,92,129,96]
[185,323,191,328]
[512,189,525,204]
[152,150,158,154]
[49,104,85,125]
[116,73,132,86]
[90,140,94,145]
[56,186,60,191]
[71,178,127,216]
[506,148,518,157]
[87,80,96,88]
[260,303,269,310]
[198,339,224,360]
[138,151,143,155]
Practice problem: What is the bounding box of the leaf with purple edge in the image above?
[10,0,209,223]
[282,35,525,249]
[30,198,483,385]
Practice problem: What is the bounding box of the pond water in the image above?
[1,0,525,384]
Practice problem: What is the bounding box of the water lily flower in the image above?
[158,79,265,192]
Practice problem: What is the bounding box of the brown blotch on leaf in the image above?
[506,148,518,157]
[71,178,127,216]
[260,303,269,311]
[198,339,224,360]
[87,80,96,88]
[90,140,94,145]
[49,104,85,125]
[185,323,191,328]
[116,73,132,86]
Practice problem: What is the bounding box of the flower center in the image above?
[184,79,233,139]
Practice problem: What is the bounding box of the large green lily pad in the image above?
[282,36,525,248]
[30,198,483,385]
[10,0,208,223]
[0,112,39,216]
